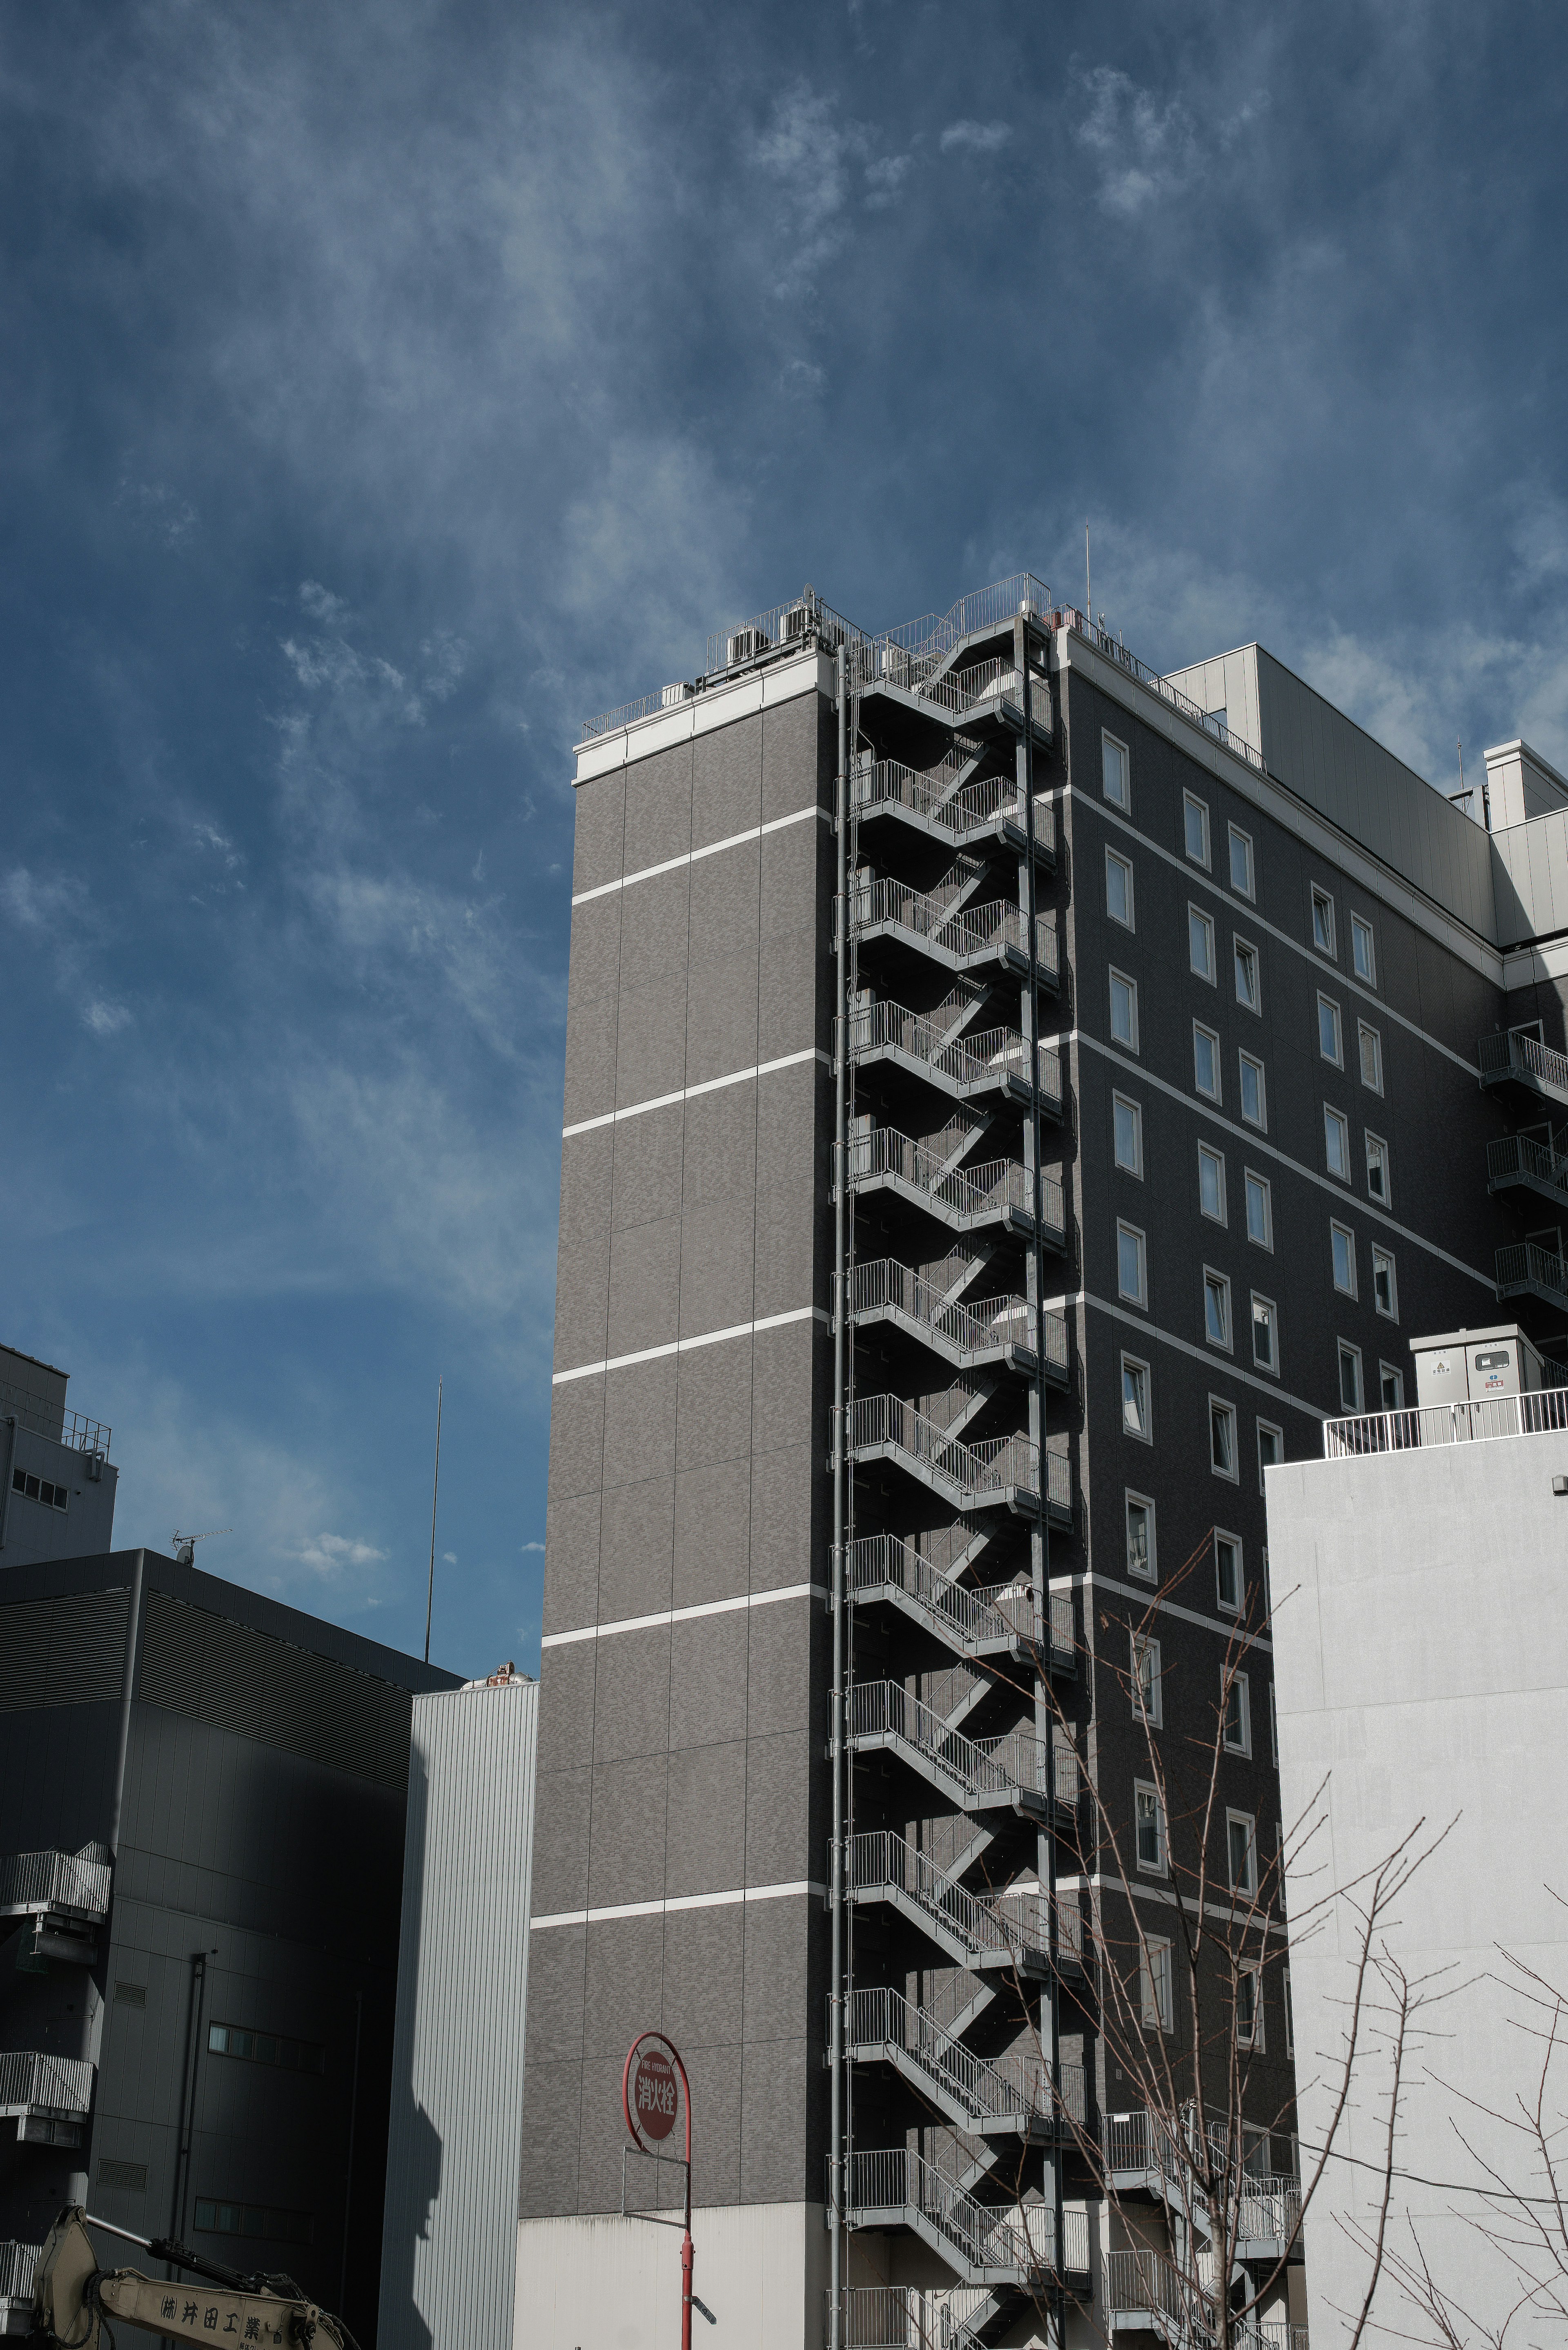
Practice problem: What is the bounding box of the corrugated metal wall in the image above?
[379,1680,538,2350]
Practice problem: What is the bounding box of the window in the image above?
[1198,1142,1226,1223]
[1142,1936,1175,2033]
[1227,1810,1258,1897]
[1244,1170,1272,1249]
[1189,905,1216,982]
[1338,1342,1363,1412]
[1251,1294,1277,1372]
[1193,1023,1221,1101]
[1236,1964,1263,2046]
[1135,1781,1167,1874]
[11,1470,69,1511]
[1223,1670,1252,1755]
[1113,1092,1143,1175]
[195,2201,315,2246]
[1109,968,1139,1052]
[1351,912,1376,984]
[1257,1421,1283,1493]
[1317,994,1343,1066]
[1372,1244,1397,1319]
[1365,1132,1390,1204]
[1216,1533,1243,1612]
[1283,1967,1294,2057]
[1211,1398,1238,1481]
[1118,1220,1147,1307]
[1229,824,1254,899]
[1330,1221,1356,1296]
[1359,1021,1383,1093]
[1106,849,1134,928]
[1126,1491,1156,1581]
[1132,1632,1162,1727]
[1324,1104,1351,1179]
[1380,1362,1405,1409]
[1102,731,1130,809]
[1238,1052,1266,1130]
[1311,885,1336,956]
[1122,1354,1151,1440]
[1183,792,1211,867]
[1234,937,1260,1012]
[209,2023,326,2077]
[1204,1269,1232,1350]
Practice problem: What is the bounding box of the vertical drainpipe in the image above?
[1018,613,1065,2337]
[830,639,849,2350]
[0,1416,18,1551]
[75,1547,147,2206]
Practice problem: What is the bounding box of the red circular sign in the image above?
[625,2039,679,2147]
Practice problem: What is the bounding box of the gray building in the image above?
[522,573,1567,2350]
[380,1666,538,2350]
[0,1547,458,2344]
[0,1346,117,1570]
[1267,1338,1568,2345]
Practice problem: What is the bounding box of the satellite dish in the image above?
[171,1528,232,1567]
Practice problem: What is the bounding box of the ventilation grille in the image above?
[97,2158,147,2192]
[0,1590,129,1713]
[114,1982,147,2009]
[139,1592,412,1789]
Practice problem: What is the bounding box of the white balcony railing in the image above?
[829,2284,998,2350]
[0,1849,112,1921]
[0,2053,93,2120]
[1479,1027,1568,1100]
[1323,1382,1568,1458]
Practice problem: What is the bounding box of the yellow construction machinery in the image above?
[29,2206,359,2348]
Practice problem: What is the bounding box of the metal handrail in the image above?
[0,1849,112,1920]
[843,1259,1066,1373]
[1479,1028,1568,1097]
[872,573,1054,664]
[1051,602,1268,778]
[1498,1241,1568,1299]
[844,2148,1051,2278]
[1103,2247,1185,2323]
[848,876,1060,982]
[846,1987,1085,2130]
[847,1680,1078,1811]
[837,1127,1062,1238]
[846,1534,1073,1657]
[0,2052,93,2118]
[0,1378,111,1456]
[1487,1132,1568,1197]
[852,759,1057,856]
[1323,1382,1568,1458]
[829,2285,996,2350]
[839,1000,1063,1111]
[844,1829,1065,1969]
[843,1393,1071,1515]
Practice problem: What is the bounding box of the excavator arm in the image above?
[32,2208,354,2350]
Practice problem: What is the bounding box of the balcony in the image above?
[0,2053,92,2145]
[830,2283,1011,2350]
[847,875,1060,990]
[1106,2112,1302,2262]
[846,1534,1074,1670]
[844,1259,1068,1384]
[842,1394,1072,1525]
[1479,1028,1568,1109]
[844,1829,1077,1976]
[0,2244,40,2341]
[0,1848,112,1967]
[1323,1381,1568,1458]
[1497,1240,1568,1307]
[853,759,1058,863]
[837,1127,1065,1251]
[1486,1132,1568,1209]
[840,1001,1063,1119]
[846,1681,1079,1822]
[844,1987,1085,2140]
[843,2149,1078,2286]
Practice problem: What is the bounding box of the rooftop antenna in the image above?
[1084,522,1091,622]
[171,1529,230,1568]
[423,1375,443,1665]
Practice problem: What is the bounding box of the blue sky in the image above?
[3,2,1566,1678]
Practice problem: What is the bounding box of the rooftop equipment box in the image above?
[1411,1323,1544,1410]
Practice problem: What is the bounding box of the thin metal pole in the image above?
[423,1377,443,1665]
[1084,524,1091,624]
[338,1987,363,2315]
[829,641,849,2350]
[109,1550,146,1864]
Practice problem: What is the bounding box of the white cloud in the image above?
[292,1531,389,1574]
[1075,67,1200,217]
[441,1549,457,1564]
[864,153,913,208]
[940,120,1011,155]
[299,580,350,622]
[519,1540,545,1553]
[83,999,133,1037]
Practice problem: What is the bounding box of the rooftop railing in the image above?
[0,1378,110,1456]
[844,1258,1067,1374]
[1050,602,1267,778]
[839,1001,1063,1113]
[837,1128,1063,1240]
[0,2052,93,2120]
[848,876,1060,982]
[846,1534,1074,1659]
[0,1849,112,1921]
[1479,1028,1568,1100]
[1324,1382,1568,1458]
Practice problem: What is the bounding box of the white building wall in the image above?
[1267,1432,1568,2346]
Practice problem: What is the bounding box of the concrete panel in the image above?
[615,979,688,1108]
[572,770,626,898]
[679,2038,745,2209]
[680,1081,758,1210]
[606,1213,682,1359]
[563,990,619,1130]
[514,2203,821,2350]
[673,1458,752,1609]
[522,1919,586,2057]
[617,866,691,991]
[689,837,764,977]
[551,1227,611,1375]
[586,1762,670,1914]
[756,927,820,1064]
[622,744,693,876]
[678,1197,757,1336]
[559,1125,615,1247]
[546,1380,604,1503]
[761,691,824,826]
[567,890,622,1009]
[743,1732,811,1885]
[664,1740,748,1897]
[592,1626,673,1766]
[750,1323,816,1458]
[581,1912,667,2062]
[515,2059,584,2220]
[759,816,821,938]
[610,1102,686,1233]
[596,1477,675,1624]
[739,2037,810,2203]
[675,1339,755,1474]
[541,1492,600,1637]
[684,948,762,1088]
[536,1640,597,1770]
[693,712,764,851]
[743,1895,814,2044]
[752,1185,816,1321]
[744,1599,814,1739]
[668,1609,751,1749]
[528,1766,592,1919]
[748,1448,816,1593]
[661,1901,747,2051]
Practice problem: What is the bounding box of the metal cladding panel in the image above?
[1492,806,1568,948]
[379,1680,539,2350]
[0,1586,128,1710]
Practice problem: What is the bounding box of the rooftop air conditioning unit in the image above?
[727,627,771,667]
[781,603,812,644]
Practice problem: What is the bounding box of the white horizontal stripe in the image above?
[552,1305,824,1385]
[531,1879,823,1932]
[1055,1871,1287,1935]
[1083,1569,1273,1653]
[562,1046,824,1139]
[542,1583,826,1648]
[572,803,824,905]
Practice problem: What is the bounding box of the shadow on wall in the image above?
[381,1745,442,2350]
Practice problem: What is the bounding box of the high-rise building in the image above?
[519,574,1553,2350]
[0,1345,117,1570]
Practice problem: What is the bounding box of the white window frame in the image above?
[1122,1353,1152,1444]
[1203,1266,1233,1352]
[1379,1360,1405,1410]
[1183,791,1212,869]
[1251,1292,1278,1374]
[1102,730,1131,811]
[1142,1935,1175,2033]
[1198,1141,1227,1225]
[1223,1669,1252,1756]
[1215,1531,1244,1613]
[1311,885,1337,959]
[1131,1631,1163,1729]
[1233,934,1261,1013]
[1109,967,1140,1053]
[1317,992,1344,1068]
[1193,1021,1222,1103]
[1125,1489,1158,1581]
[1358,1019,1383,1094]
[1227,1808,1259,1898]
[1238,1051,1267,1131]
[1338,1340,1363,1413]
[1351,911,1376,986]
[1331,1220,1357,1298]
[1188,903,1216,983]
[1228,823,1254,900]
[1117,1219,1148,1309]
[1106,847,1135,930]
[1324,1103,1351,1180]
[1372,1244,1398,1321]
[1244,1169,1272,1250]
[1256,1419,1283,1494]
[1113,1091,1144,1177]
[1210,1396,1239,1483]
[1135,1780,1168,1876]
[1365,1130,1391,1206]
[1236,1960,1264,2047]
